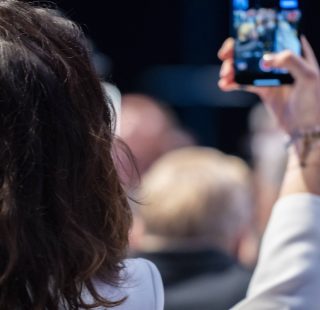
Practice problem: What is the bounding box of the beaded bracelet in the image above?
[286,126,320,167]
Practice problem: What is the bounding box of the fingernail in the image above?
[263,54,275,62]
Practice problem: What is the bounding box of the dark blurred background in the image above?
[53,0,320,158]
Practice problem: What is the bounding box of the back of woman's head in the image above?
[0,1,131,308]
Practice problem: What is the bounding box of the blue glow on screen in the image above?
[280,0,298,9]
[233,0,249,10]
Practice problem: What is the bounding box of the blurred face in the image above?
[121,103,172,173]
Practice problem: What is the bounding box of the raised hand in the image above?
[218,37,320,135]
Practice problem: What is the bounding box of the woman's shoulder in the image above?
[85,258,164,310]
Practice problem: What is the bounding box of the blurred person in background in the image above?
[102,82,122,135]
[118,94,195,188]
[116,95,195,252]
[249,104,288,236]
[235,104,289,268]
[86,37,122,135]
[134,147,253,310]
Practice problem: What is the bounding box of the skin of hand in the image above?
[218,36,320,135]
[218,37,320,196]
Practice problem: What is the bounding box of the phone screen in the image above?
[232,0,302,85]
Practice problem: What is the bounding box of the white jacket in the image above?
[233,194,320,309]
[82,258,164,310]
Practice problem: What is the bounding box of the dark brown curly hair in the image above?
[0,1,132,308]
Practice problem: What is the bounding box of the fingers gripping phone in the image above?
[232,0,302,86]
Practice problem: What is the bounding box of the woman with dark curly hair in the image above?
[0,1,163,309]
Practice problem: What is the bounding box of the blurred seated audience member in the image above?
[102,82,122,135]
[235,104,289,268]
[249,104,288,236]
[118,94,195,187]
[134,147,253,310]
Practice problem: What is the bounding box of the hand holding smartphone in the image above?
[232,0,302,86]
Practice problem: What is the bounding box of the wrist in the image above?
[281,144,320,197]
[287,139,320,168]
[285,127,320,167]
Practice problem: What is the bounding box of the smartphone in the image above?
[232,0,302,86]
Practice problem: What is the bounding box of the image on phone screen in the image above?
[232,0,302,86]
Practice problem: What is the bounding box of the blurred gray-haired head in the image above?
[138,147,253,255]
